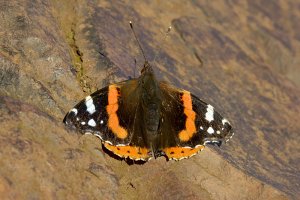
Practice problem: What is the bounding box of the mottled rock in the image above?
[0,0,299,199]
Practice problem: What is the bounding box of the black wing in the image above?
[63,79,151,160]
[158,82,234,160]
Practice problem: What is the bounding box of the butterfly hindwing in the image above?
[158,82,234,160]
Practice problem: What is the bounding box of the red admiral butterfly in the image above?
[64,22,234,161]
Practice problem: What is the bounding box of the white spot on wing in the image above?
[116,144,126,147]
[200,126,203,130]
[104,140,113,145]
[71,108,78,115]
[85,96,96,114]
[216,130,220,134]
[222,118,229,125]
[100,120,104,124]
[85,95,92,101]
[88,119,96,127]
[94,134,103,140]
[207,127,214,134]
[205,104,214,122]
[81,121,86,125]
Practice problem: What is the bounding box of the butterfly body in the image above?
[64,60,234,161]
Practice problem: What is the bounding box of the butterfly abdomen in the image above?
[139,69,162,134]
[144,103,160,132]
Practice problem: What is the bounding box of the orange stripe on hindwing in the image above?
[164,145,205,160]
[106,85,128,139]
[178,91,197,142]
[104,143,150,160]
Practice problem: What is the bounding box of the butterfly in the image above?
[63,22,234,161]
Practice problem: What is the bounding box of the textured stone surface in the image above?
[1,0,299,199]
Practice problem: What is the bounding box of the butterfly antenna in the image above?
[153,26,172,64]
[133,58,137,78]
[129,21,148,62]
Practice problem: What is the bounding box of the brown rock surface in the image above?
[0,0,299,199]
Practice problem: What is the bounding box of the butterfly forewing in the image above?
[158,82,234,160]
[64,79,152,160]
[191,94,234,145]
[63,86,110,135]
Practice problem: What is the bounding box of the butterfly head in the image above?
[141,61,153,74]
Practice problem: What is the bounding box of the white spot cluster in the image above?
[225,132,235,143]
[85,96,96,114]
[88,119,96,127]
[204,140,220,145]
[205,104,214,122]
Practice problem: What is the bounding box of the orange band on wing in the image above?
[178,91,197,142]
[163,145,205,160]
[106,85,128,139]
[104,143,150,160]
